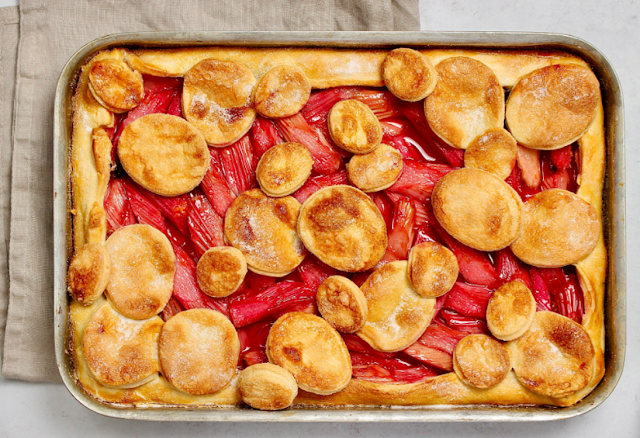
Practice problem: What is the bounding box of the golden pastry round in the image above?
[182,58,257,146]
[346,143,403,192]
[510,189,600,268]
[328,99,382,154]
[357,261,436,352]
[83,302,163,388]
[486,280,536,341]
[224,189,306,277]
[238,363,298,410]
[88,59,144,113]
[425,56,505,149]
[453,334,510,389]
[297,185,387,272]
[159,309,240,396]
[382,48,438,101]
[256,142,313,197]
[253,65,311,118]
[511,311,595,398]
[117,113,210,196]
[266,312,351,395]
[432,168,523,252]
[408,242,458,298]
[68,243,111,305]
[316,275,368,333]
[105,224,175,320]
[196,246,247,298]
[464,128,517,180]
[506,64,600,150]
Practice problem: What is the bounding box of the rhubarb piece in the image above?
[251,116,284,158]
[297,256,338,291]
[494,247,533,291]
[188,194,224,259]
[529,267,554,312]
[404,342,454,371]
[505,163,541,201]
[438,309,489,335]
[413,223,442,246]
[443,282,493,319]
[392,367,439,382]
[200,148,236,217]
[368,192,394,231]
[351,364,392,381]
[388,159,453,202]
[141,74,183,94]
[349,352,410,369]
[237,321,273,353]
[550,144,574,170]
[122,179,167,233]
[104,178,137,235]
[166,93,183,118]
[350,271,371,288]
[161,297,184,322]
[341,333,396,359]
[386,192,428,229]
[291,170,349,203]
[386,135,425,162]
[416,324,467,355]
[219,134,256,195]
[242,350,269,367]
[165,220,198,262]
[516,145,542,189]
[275,113,343,175]
[136,189,190,236]
[535,267,584,323]
[378,198,415,264]
[270,299,317,321]
[352,88,402,120]
[380,118,408,140]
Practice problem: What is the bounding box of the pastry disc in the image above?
[256,142,313,197]
[196,246,247,298]
[105,224,175,320]
[346,143,403,192]
[510,189,599,268]
[506,64,600,150]
[68,242,111,305]
[88,59,144,113]
[425,56,505,149]
[328,99,382,154]
[511,311,595,398]
[224,189,306,277]
[238,363,298,411]
[453,334,510,389]
[486,280,536,341]
[253,65,311,118]
[357,261,436,352]
[382,48,437,102]
[118,113,210,196]
[267,312,352,395]
[464,128,517,180]
[432,168,523,252]
[182,58,257,146]
[408,242,458,298]
[159,309,240,396]
[83,302,163,388]
[298,185,387,272]
[317,275,368,333]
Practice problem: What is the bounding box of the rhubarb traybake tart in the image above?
[67,44,607,410]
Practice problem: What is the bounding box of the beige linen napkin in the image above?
[0,0,420,382]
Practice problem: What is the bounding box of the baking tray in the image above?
[53,31,626,422]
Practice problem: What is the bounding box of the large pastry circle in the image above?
[511,311,595,398]
[506,64,600,150]
[83,302,163,388]
[159,309,240,395]
[432,168,523,252]
[266,312,352,395]
[510,189,600,268]
[105,224,175,320]
[297,185,387,272]
[425,56,505,149]
[357,261,436,352]
[224,189,306,277]
[182,58,257,146]
[118,113,210,196]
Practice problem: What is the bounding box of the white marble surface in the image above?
[1,0,638,436]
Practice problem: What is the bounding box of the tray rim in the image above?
[53,30,626,422]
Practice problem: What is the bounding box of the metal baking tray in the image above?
[53,31,625,422]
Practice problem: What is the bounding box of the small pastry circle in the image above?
[183,59,257,146]
[346,143,403,192]
[357,261,436,352]
[506,64,600,150]
[408,242,458,298]
[382,48,438,102]
[256,142,313,197]
[510,189,600,268]
[253,65,311,118]
[453,334,510,389]
[88,59,144,113]
[512,311,595,398]
[196,246,247,298]
[225,189,306,277]
[425,57,505,149]
[83,302,163,388]
[432,168,523,252]
[267,312,351,395]
[328,99,382,154]
[118,113,210,196]
[464,128,517,180]
[238,363,298,410]
[105,224,175,320]
[298,185,387,272]
[159,309,240,395]
[486,280,537,341]
[68,243,111,305]
[316,275,368,333]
